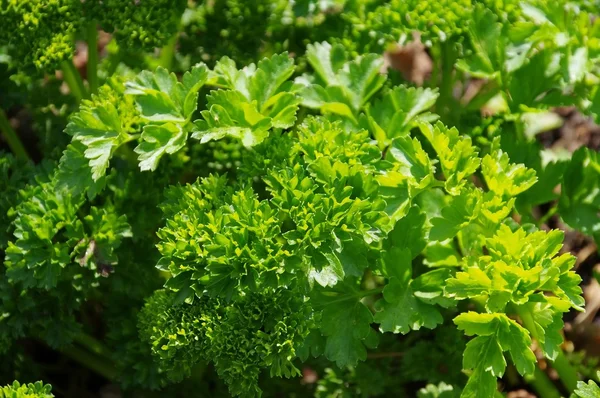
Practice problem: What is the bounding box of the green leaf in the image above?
[446,267,493,301]
[574,377,600,398]
[423,240,461,268]
[339,53,386,111]
[375,243,426,334]
[55,142,106,199]
[5,177,130,290]
[455,312,537,376]
[210,53,298,124]
[248,53,295,109]
[418,382,461,398]
[309,249,345,288]
[507,50,560,109]
[0,380,54,398]
[497,316,537,376]
[65,101,131,181]
[463,335,506,377]
[192,90,271,147]
[208,56,245,90]
[386,136,434,190]
[456,6,503,79]
[419,122,480,195]
[182,64,212,118]
[263,92,301,129]
[322,300,374,367]
[588,87,600,123]
[300,84,358,124]
[337,237,369,278]
[482,149,537,198]
[126,64,208,122]
[135,123,186,171]
[305,42,347,86]
[315,285,374,367]
[412,268,455,307]
[192,54,301,147]
[379,247,412,281]
[559,148,600,245]
[460,367,497,398]
[388,205,427,259]
[300,42,385,120]
[376,172,411,221]
[429,190,480,241]
[374,268,443,334]
[454,312,499,336]
[516,300,565,361]
[124,65,209,170]
[557,271,585,310]
[447,223,583,315]
[366,86,439,144]
[567,47,588,85]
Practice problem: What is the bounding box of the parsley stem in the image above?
[358,287,384,298]
[537,205,558,227]
[116,142,139,165]
[0,109,29,160]
[60,344,117,381]
[87,21,99,94]
[366,351,404,359]
[524,365,561,398]
[61,60,87,102]
[437,41,458,124]
[159,32,179,70]
[312,288,384,310]
[73,332,112,361]
[551,351,579,392]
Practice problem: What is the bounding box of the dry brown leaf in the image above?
[382,36,432,86]
[537,106,600,152]
[507,389,537,398]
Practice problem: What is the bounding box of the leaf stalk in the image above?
[0,109,29,160]
[86,21,99,94]
[61,60,87,102]
[60,344,117,381]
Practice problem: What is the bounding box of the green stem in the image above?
[358,287,384,298]
[551,351,579,393]
[73,332,112,360]
[61,60,87,102]
[159,32,179,70]
[367,351,404,359]
[115,141,139,165]
[60,344,117,381]
[191,361,208,380]
[0,109,29,160]
[312,287,383,310]
[525,365,561,398]
[538,205,558,228]
[86,21,99,94]
[438,41,458,124]
[505,364,520,386]
[429,45,440,91]
[106,49,122,78]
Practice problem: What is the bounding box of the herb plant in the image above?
[1,1,599,397]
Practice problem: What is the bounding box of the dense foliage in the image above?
[1,1,600,397]
[0,381,53,398]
